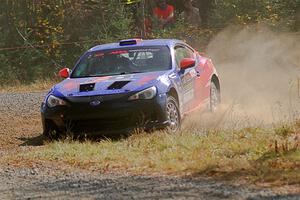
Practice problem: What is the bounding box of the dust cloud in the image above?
[186,26,300,130]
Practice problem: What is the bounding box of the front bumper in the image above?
[41,93,168,135]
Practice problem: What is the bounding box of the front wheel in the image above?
[166,96,181,133]
[210,82,221,112]
[43,120,64,140]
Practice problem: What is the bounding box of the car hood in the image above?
[54,71,168,97]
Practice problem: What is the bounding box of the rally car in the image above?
[41,39,220,138]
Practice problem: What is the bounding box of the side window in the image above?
[175,46,194,69]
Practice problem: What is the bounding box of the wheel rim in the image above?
[210,84,219,112]
[167,101,180,132]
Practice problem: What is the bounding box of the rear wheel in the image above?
[210,81,221,112]
[166,96,181,133]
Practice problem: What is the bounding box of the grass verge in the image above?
[4,120,300,185]
[0,79,57,93]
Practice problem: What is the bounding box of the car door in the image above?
[174,45,198,113]
[194,53,212,108]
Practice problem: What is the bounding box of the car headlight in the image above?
[47,95,67,108]
[128,86,157,100]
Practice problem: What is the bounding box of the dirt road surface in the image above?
[1,92,300,199]
[2,167,299,200]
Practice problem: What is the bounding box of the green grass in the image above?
[4,120,300,185]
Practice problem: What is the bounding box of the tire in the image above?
[210,81,221,112]
[166,96,181,133]
[43,121,63,140]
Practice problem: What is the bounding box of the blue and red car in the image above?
[41,39,220,137]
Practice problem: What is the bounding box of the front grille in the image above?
[67,93,130,103]
[66,118,136,134]
[64,111,157,134]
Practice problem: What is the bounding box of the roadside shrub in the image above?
[210,0,300,29]
[0,0,299,85]
[0,0,135,85]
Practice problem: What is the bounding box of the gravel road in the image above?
[1,166,299,200]
[0,92,300,199]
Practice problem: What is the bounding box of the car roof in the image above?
[89,39,185,52]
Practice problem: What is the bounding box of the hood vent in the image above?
[107,81,130,90]
[80,83,95,92]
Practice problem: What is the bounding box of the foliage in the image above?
[211,0,300,29]
[0,0,299,85]
[0,0,134,85]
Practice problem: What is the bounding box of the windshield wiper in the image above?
[118,71,143,75]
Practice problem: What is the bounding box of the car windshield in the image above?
[71,46,171,78]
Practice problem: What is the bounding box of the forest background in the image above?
[0,0,299,85]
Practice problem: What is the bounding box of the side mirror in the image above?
[180,58,196,70]
[58,68,70,78]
